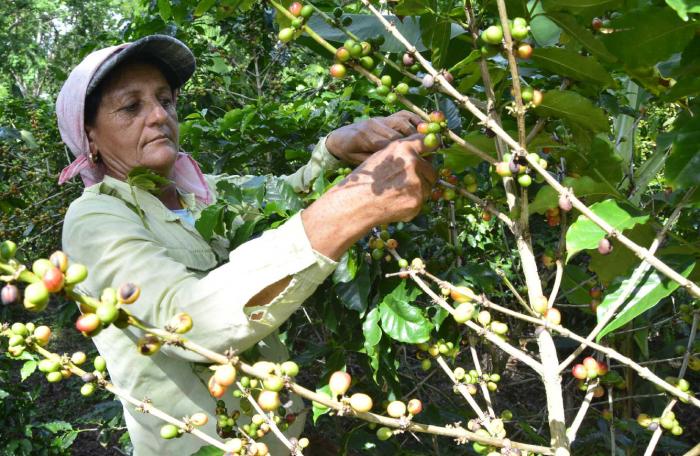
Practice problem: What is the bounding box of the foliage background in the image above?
[1,0,699,454]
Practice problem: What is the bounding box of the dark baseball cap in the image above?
[86,34,196,94]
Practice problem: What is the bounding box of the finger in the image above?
[390,110,423,126]
[385,112,421,137]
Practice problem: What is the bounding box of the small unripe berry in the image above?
[33,325,51,346]
[477,310,491,326]
[94,355,107,372]
[407,398,422,415]
[376,426,393,440]
[117,282,140,304]
[71,351,87,365]
[190,412,208,426]
[532,295,549,314]
[544,307,561,325]
[300,4,313,18]
[329,63,347,79]
[278,27,295,43]
[280,361,300,377]
[24,281,50,312]
[160,424,180,440]
[0,240,17,260]
[137,334,162,356]
[517,43,533,59]
[453,303,475,324]
[257,390,281,412]
[46,371,63,383]
[96,302,118,325]
[517,174,532,187]
[64,263,88,285]
[214,364,237,386]
[32,258,53,278]
[49,251,68,272]
[76,313,101,334]
[80,383,96,397]
[167,312,193,334]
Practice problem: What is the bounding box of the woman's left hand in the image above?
[325,110,423,165]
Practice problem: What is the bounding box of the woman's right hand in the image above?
[301,135,436,260]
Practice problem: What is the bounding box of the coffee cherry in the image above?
[385,239,398,250]
[380,75,392,87]
[423,133,439,149]
[359,56,375,69]
[46,371,63,383]
[329,371,352,397]
[80,382,96,397]
[592,385,605,398]
[520,86,534,103]
[511,23,529,40]
[167,312,193,334]
[582,357,599,377]
[8,334,25,347]
[407,398,422,415]
[71,351,87,365]
[481,25,503,44]
[280,361,299,377]
[592,17,603,30]
[385,92,398,104]
[422,74,434,88]
[263,375,284,392]
[532,89,544,106]
[49,251,68,272]
[598,238,613,255]
[376,426,393,440]
[190,412,208,427]
[395,82,409,95]
[402,53,415,66]
[335,48,351,64]
[350,393,373,413]
[453,303,476,324]
[0,240,17,260]
[93,355,106,372]
[38,358,61,373]
[65,263,88,285]
[571,364,588,380]
[442,188,456,201]
[1,284,19,305]
[160,424,180,440]
[329,63,346,79]
[517,43,533,59]
[300,4,313,18]
[416,122,430,134]
[41,266,64,293]
[411,258,425,269]
[32,259,52,278]
[137,334,162,356]
[215,364,237,386]
[387,400,406,418]
[33,325,51,346]
[544,307,561,325]
[495,162,512,177]
[420,359,431,371]
[636,413,652,427]
[427,122,441,134]
[532,295,548,314]
[76,313,101,334]
[24,281,49,312]
[258,390,281,412]
[289,1,303,16]
[477,310,491,326]
[208,376,226,399]
[117,283,140,304]
[96,302,118,325]
[11,322,29,336]
[558,194,573,212]
[349,43,363,58]
[517,174,532,187]
[429,111,446,123]
[490,321,509,335]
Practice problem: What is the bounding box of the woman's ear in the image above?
[85,126,97,156]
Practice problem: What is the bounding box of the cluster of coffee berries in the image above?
[325,370,375,417]
[418,69,454,92]
[637,411,684,435]
[493,152,548,188]
[277,2,313,43]
[0,244,89,312]
[208,363,238,399]
[480,17,532,59]
[678,302,698,325]
[236,360,300,417]
[374,74,409,106]
[331,38,377,79]
[4,321,52,357]
[78,355,108,396]
[416,338,459,369]
[76,282,143,339]
[531,295,561,325]
[375,398,422,440]
[519,86,544,107]
[416,110,447,149]
[212,400,241,438]
[571,356,609,381]
[367,225,399,262]
[454,367,502,393]
[466,420,512,455]
[656,376,694,402]
[431,169,479,206]
[589,286,603,313]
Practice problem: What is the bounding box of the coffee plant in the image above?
[2,0,699,455]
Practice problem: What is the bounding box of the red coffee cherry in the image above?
[598,238,613,255]
[572,364,588,380]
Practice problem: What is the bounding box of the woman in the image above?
[57,35,435,455]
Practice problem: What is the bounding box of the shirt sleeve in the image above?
[62,197,337,362]
[282,135,342,192]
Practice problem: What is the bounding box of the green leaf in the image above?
[126,167,172,193]
[195,203,225,242]
[420,14,451,70]
[0,389,8,400]
[545,12,617,62]
[665,0,700,21]
[20,360,36,381]
[530,175,612,214]
[443,132,498,171]
[335,261,371,313]
[42,421,73,433]
[633,325,650,358]
[312,386,332,423]
[378,282,431,343]
[566,199,649,260]
[542,0,623,19]
[19,130,39,149]
[530,13,561,47]
[531,47,615,87]
[601,6,696,68]
[333,248,358,284]
[395,0,430,15]
[561,265,595,305]
[534,90,609,132]
[190,445,224,456]
[560,134,623,184]
[588,223,656,285]
[157,0,171,21]
[665,113,700,190]
[363,307,382,349]
[596,256,695,341]
[194,0,216,17]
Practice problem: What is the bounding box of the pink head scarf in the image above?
[56,36,212,205]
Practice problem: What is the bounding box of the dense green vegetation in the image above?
[1,0,699,455]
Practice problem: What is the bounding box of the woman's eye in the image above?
[122,102,139,112]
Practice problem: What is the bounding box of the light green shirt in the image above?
[61,138,340,455]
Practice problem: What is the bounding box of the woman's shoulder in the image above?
[64,185,141,229]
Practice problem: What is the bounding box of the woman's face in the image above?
[85,62,179,179]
